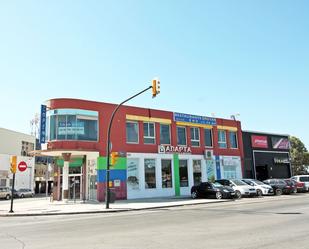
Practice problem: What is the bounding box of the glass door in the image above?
[69,175,81,202]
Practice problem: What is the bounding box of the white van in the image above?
[291,175,309,191]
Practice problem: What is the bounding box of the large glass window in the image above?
[144,159,156,189]
[190,127,200,147]
[179,160,188,187]
[177,126,187,146]
[160,124,171,145]
[143,122,155,144]
[218,130,227,148]
[229,131,238,149]
[204,129,213,147]
[127,159,139,190]
[193,160,202,185]
[161,159,172,188]
[126,121,139,143]
[47,109,98,141]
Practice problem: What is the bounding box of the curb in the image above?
[0,199,231,217]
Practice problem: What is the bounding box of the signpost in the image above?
[18,161,27,172]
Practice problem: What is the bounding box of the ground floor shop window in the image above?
[161,159,172,188]
[223,166,237,179]
[193,160,202,186]
[145,159,156,189]
[127,159,139,190]
[179,160,188,187]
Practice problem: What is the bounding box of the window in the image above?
[218,130,227,148]
[193,160,202,186]
[190,127,200,147]
[127,159,139,190]
[204,129,213,147]
[161,159,172,188]
[177,126,187,146]
[143,122,155,144]
[47,109,98,141]
[126,121,139,143]
[179,160,188,187]
[229,131,238,149]
[144,159,156,189]
[223,166,237,179]
[0,179,6,186]
[160,124,171,144]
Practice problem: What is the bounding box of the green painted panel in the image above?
[97,156,127,170]
[173,154,180,196]
[56,158,83,168]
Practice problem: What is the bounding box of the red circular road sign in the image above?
[18,161,27,172]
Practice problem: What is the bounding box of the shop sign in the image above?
[158,145,192,154]
[40,105,47,144]
[58,122,85,135]
[173,112,217,126]
[251,135,268,148]
[274,158,290,164]
[271,137,290,150]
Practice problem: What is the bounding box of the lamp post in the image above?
[105,79,160,209]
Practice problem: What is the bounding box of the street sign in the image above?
[18,161,27,172]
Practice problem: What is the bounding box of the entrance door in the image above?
[69,176,81,201]
[179,159,189,195]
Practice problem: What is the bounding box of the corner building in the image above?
[40,98,244,202]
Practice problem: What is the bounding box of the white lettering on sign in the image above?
[158,145,192,154]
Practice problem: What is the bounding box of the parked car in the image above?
[291,179,306,193]
[242,179,274,196]
[284,179,297,194]
[15,188,34,198]
[0,187,11,200]
[263,179,290,195]
[191,182,236,199]
[215,179,256,198]
[291,175,309,192]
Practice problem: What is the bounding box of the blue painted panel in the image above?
[97,169,127,183]
[173,112,216,125]
[215,156,221,180]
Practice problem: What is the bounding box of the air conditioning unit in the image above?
[204,150,213,160]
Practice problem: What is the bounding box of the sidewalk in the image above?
[0,196,230,216]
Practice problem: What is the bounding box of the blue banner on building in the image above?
[40,105,47,144]
[173,112,217,126]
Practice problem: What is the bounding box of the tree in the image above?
[289,136,309,175]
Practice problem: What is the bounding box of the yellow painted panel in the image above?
[217,125,238,131]
[126,115,172,124]
[176,122,213,129]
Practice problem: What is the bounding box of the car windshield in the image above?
[232,180,247,186]
[213,182,222,188]
[252,180,264,185]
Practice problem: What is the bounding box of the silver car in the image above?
[16,188,34,198]
[0,187,11,200]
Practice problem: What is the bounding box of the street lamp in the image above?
[105,78,160,209]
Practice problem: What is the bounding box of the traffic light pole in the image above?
[9,173,15,213]
[106,85,152,209]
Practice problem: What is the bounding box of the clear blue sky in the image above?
[0,1,308,148]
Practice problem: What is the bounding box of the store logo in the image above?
[251,135,268,148]
[158,145,192,154]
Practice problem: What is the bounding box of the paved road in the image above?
[1,194,309,249]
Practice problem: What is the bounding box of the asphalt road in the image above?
[1,194,309,249]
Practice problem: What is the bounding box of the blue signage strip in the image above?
[173,112,217,126]
[40,105,47,144]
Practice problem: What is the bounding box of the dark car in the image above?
[263,179,290,195]
[191,182,235,200]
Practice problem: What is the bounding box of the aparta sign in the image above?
[158,145,192,154]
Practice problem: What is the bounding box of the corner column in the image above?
[62,153,71,201]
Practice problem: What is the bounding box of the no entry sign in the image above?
[18,161,27,172]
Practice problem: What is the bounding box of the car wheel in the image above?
[5,194,10,200]
[256,189,263,197]
[21,194,24,198]
[215,192,223,200]
[191,191,198,199]
[275,189,282,196]
[235,190,242,199]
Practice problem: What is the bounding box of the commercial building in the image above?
[0,128,35,190]
[37,98,244,202]
[242,131,291,181]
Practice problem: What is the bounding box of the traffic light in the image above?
[10,156,17,174]
[152,77,160,98]
[110,152,119,166]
